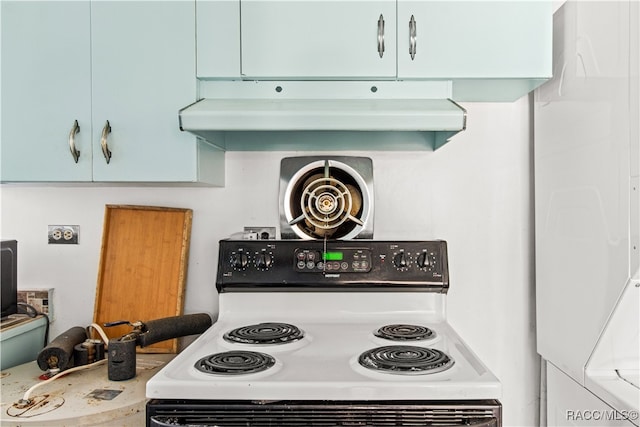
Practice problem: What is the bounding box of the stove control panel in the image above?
[294,248,372,273]
[217,240,449,292]
[391,248,439,272]
[228,247,275,271]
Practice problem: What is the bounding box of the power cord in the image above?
[17,302,50,348]
[19,358,107,404]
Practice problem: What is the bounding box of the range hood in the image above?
[178,81,467,151]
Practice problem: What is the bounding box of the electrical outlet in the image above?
[243,226,276,240]
[48,225,79,244]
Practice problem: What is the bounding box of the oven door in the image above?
[147,399,502,427]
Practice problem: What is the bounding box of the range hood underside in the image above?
[179,98,467,151]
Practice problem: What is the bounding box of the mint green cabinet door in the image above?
[1,1,92,182]
[197,0,241,78]
[90,1,199,182]
[397,1,552,79]
[240,0,396,79]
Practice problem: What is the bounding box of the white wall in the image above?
[0,98,537,426]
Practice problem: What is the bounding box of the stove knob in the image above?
[230,253,248,269]
[416,252,430,269]
[256,252,273,269]
[393,251,408,269]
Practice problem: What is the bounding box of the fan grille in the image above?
[301,176,359,231]
[286,162,365,239]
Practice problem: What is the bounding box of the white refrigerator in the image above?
[535,1,639,426]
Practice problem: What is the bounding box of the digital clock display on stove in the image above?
[322,251,343,261]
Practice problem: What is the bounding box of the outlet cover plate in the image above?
[48,225,79,244]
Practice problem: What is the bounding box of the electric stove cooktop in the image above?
[147,240,501,402]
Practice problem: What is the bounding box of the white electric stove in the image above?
[146,239,502,426]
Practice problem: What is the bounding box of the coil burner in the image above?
[358,346,454,375]
[223,322,304,345]
[374,324,436,341]
[195,351,275,375]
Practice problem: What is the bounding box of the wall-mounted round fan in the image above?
[279,156,374,240]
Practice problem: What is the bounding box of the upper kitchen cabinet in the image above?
[240,0,397,79]
[197,0,396,79]
[89,1,221,184]
[196,0,241,78]
[1,1,92,182]
[196,0,551,101]
[398,1,552,101]
[1,1,223,185]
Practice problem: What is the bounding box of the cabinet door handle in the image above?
[68,120,81,163]
[377,14,385,58]
[409,15,417,60]
[100,120,112,164]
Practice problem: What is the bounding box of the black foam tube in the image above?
[37,326,88,371]
[138,313,212,348]
[108,337,137,381]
